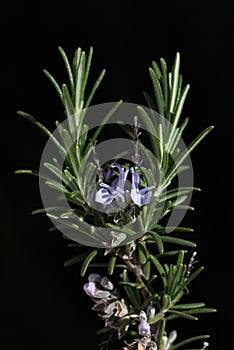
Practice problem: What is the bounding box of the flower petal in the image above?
[100,182,117,195]
[131,188,153,206]
[131,188,142,206]
[111,163,129,185]
[83,282,96,297]
[141,190,153,205]
[95,188,115,204]
[131,168,140,189]
[103,168,114,182]
[139,185,155,195]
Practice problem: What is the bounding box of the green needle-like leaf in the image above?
[17,111,67,157]
[82,46,93,99]
[58,46,74,94]
[173,84,190,127]
[141,293,159,311]
[108,255,117,275]
[85,69,106,108]
[171,302,205,310]
[169,264,184,297]
[152,60,162,80]
[176,250,185,265]
[15,169,40,177]
[143,260,151,281]
[81,250,98,276]
[172,335,210,350]
[88,100,122,150]
[161,236,196,247]
[141,275,156,295]
[149,67,165,116]
[162,293,171,310]
[75,50,85,111]
[138,242,147,264]
[43,69,63,103]
[160,58,169,111]
[44,162,70,187]
[183,308,217,314]
[62,84,76,134]
[64,252,91,267]
[147,231,164,254]
[148,312,164,325]
[150,255,167,288]
[165,126,214,185]
[175,266,204,297]
[170,52,180,113]
[167,309,198,321]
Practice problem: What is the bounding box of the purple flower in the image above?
[95,163,129,205]
[138,320,151,336]
[95,163,154,207]
[130,168,154,206]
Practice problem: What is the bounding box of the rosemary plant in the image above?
[16,47,216,350]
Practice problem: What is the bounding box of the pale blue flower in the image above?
[130,168,154,206]
[95,163,154,207]
[95,163,129,205]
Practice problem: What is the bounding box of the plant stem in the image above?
[119,252,151,301]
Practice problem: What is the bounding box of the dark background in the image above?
[2,1,233,349]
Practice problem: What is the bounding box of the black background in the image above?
[2,1,233,349]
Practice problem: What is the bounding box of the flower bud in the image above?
[139,310,147,321]
[147,304,156,320]
[138,320,151,336]
[168,330,177,344]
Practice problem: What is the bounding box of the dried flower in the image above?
[84,274,130,339]
[83,281,96,297]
